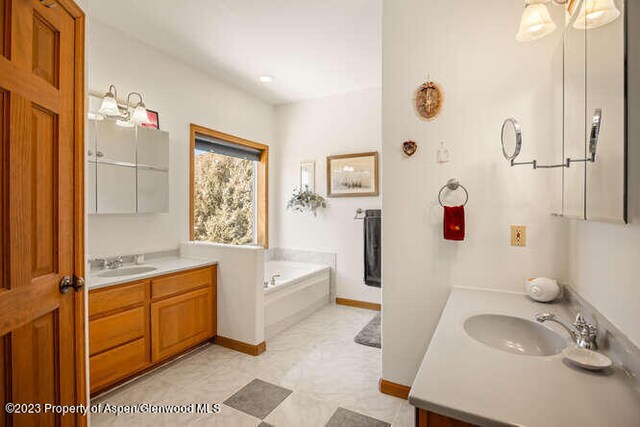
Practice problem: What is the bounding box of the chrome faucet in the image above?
[535,312,598,350]
[96,256,124,270]
[270,274,281,286]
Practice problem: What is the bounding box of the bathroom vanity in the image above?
[409,288,640,427]
[88,261,217,395]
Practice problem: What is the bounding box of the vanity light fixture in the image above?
[573,0,621,29]
[98,84,151,126]
[516,0,620,42]
[516,0,558,42]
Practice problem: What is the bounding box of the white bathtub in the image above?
[264,260,331,339]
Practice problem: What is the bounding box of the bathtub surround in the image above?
[267,248,337,300]
[86,19,275,257]
[264,261,331,339]
[274,88,382,305]
[180,242,265,348]
[382,0,568,387]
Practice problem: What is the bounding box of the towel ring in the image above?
[438,179,468,207]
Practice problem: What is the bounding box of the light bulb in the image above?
[131,103,150,124]
[573,0,620,29]
[516,3,557,42]
[98,94,120,116]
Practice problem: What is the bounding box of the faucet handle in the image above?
[573,312,598,349]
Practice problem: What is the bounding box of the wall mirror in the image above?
[87,95,170,214]
[300,161,315,191]
[506,0,628,223]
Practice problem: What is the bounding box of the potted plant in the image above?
[287,186,327,217]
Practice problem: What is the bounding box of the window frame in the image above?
[189,124,269,247]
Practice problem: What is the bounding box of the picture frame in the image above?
[300,161,315,191]
[326,152,379,198]
[141,109,160,130]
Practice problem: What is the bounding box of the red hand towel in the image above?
[443,205,465,241]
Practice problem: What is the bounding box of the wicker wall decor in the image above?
[415,80,444,120]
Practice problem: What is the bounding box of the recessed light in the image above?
[259,75,274,83]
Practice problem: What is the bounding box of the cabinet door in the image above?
[96,163,137,213]
[137,126,169,168]
[96,119,136,163]
[137,168,169,213]
[151,287,213,362]
[90,338,148,393]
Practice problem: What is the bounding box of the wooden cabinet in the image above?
[89,265,217,395]
[151,287,214,362]
[416,408,478,427]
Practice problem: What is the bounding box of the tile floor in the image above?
[91,304,414,426]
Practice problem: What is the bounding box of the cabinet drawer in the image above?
[89,306,147,356]
[90,338,148,393]
[89,280,148,318]
[151,266,213,300]
[151,287,213,362]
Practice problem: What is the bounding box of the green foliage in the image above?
[193,152,255,245]
[287,186,327,217]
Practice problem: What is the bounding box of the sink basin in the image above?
[96,266,157,278]
[464,314,566,357]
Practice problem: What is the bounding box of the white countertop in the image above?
[408,287,640,427]
[87,256,218,290]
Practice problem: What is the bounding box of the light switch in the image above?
[511,225,526,247]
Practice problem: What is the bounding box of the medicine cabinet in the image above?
[87,97,169,214]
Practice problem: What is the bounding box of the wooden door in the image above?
[0,0,85,426]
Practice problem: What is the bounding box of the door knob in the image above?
[59,276,73,294]
[59,275,85,294]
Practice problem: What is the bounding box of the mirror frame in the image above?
[501,118,523,161]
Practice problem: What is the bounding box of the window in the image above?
[190,124,269,247]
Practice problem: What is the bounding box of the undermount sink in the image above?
[464,314,567,357]
[96,265,157,278]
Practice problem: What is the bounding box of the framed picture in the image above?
[141,109,160,130]
[300,161,315,191]
[327,152,379,197]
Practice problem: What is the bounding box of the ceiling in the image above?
[87,0,382,105]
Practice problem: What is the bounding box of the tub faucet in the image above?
[535,312,598,350]
[270,274,281,286]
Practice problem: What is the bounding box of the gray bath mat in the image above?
[354,313,381,348]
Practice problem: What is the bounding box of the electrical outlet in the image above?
[511,225,526,247]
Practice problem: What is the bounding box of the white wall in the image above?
[273,88,382,304]
[180,242,265,345]
[567,0,640,348]
[381,0,569,386]
[86,19,275,257]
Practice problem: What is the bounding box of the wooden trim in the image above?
[189,124,269,247]
[326,151,379,198]
[379,378,410,400]
[213,335,266,356]
[69,3,87,425]
[335,297,381,311]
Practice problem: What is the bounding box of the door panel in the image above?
[32,11,59,87]
[31,104,58,278]
[0,0,7,58]
[0,0,84,426]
